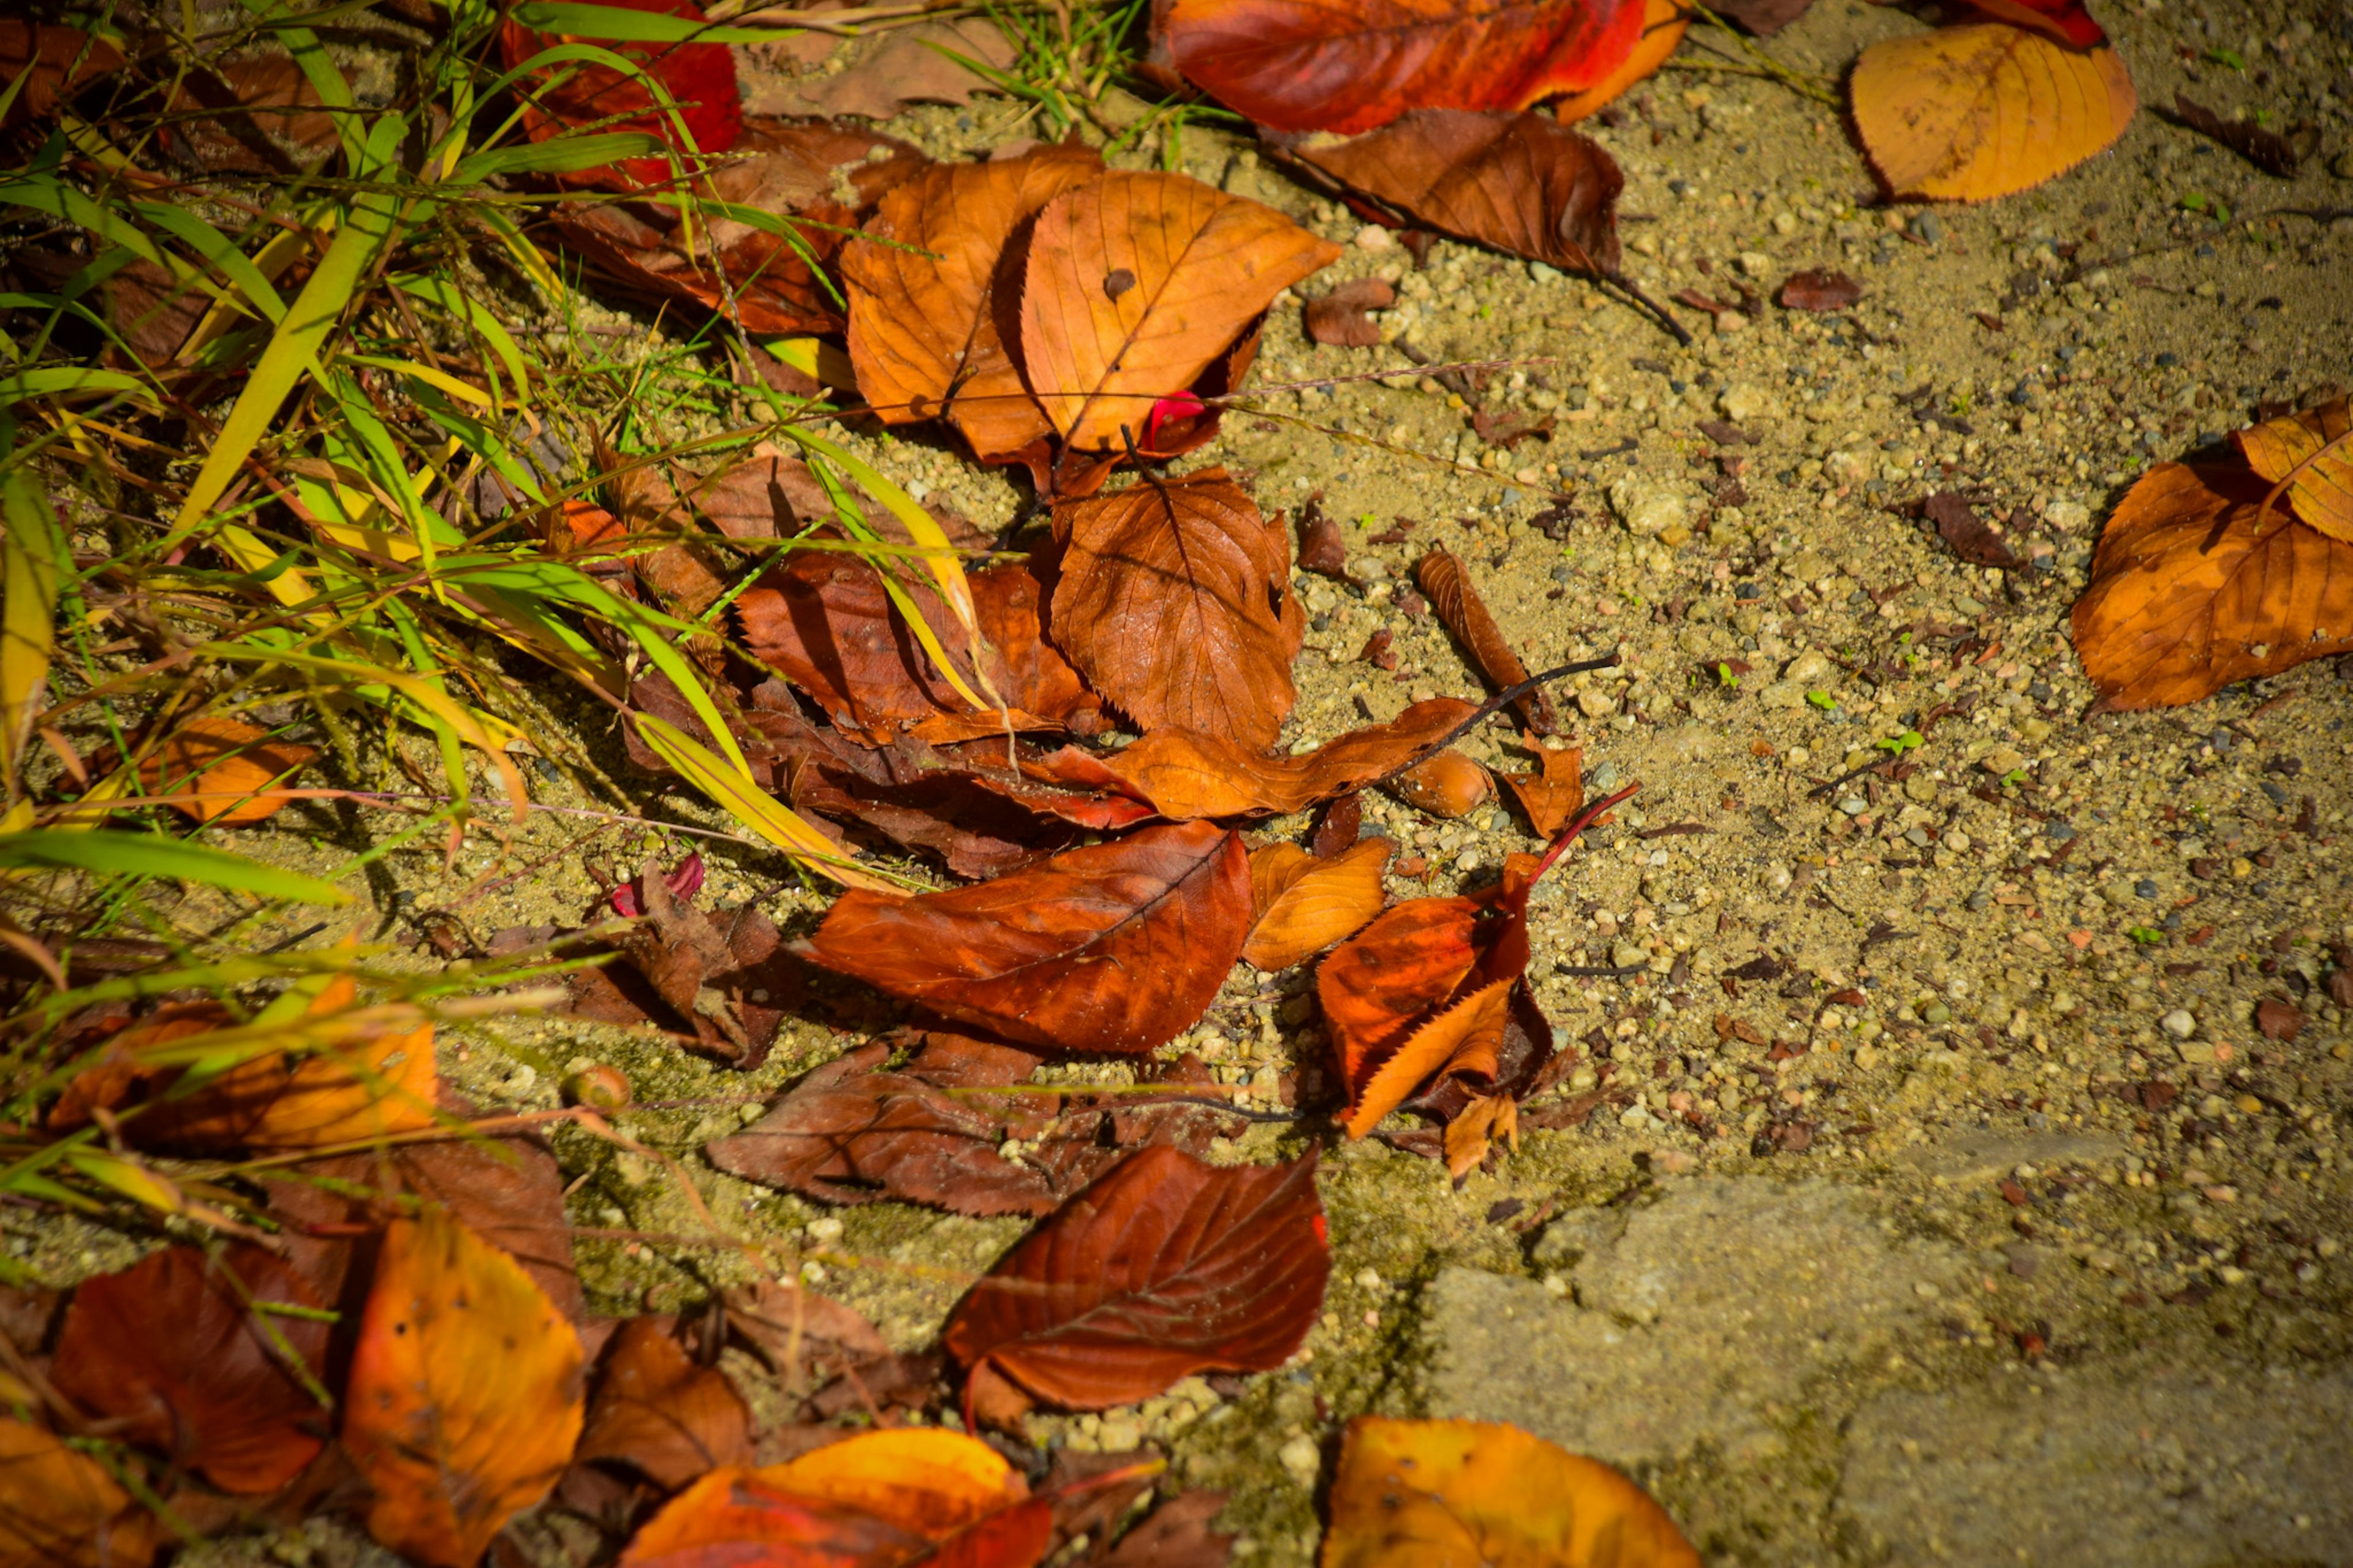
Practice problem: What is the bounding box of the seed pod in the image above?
[563,1064,631,1112]
[1391,750,1493,818]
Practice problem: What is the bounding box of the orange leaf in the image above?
[1065,698,1474,819]
[843,147,1104,457]
[1497,732,1584,837]
[137,717,317,825]
[1850,23,2135,202]
[1391,750,1494,819]
[1441,1091,1518,1183]
[1159,0,1646,135]
[0,1417,157,1568]
[618,1430,1050,1568]
[1555,0,1690,124]
[1317,896,1492,1092]
[576,1318,754,1493]
[1050,471,1305,749]
[1344,979,1514,1138]
[1244,838,1392,971]
[2234,396,2353,543]
[1415,549,1558,732]
[343,1209,585,1568]
[0,21,124,131]
[2070,460,2353,710]
[1020,173,1337,456]
[1322,1415,1700,1567]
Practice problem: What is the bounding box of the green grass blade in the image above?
[0,830,351,904]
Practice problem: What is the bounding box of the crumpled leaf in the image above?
[0,1417,158,1568]
[575,1317,754,1491]
[1050,470,1305,749]
[1021,173,1337,456]
[2234,396,2353,543]
[50,1244,330,1495]
[499,0,744,190]
[343,1208,585,1568]
[1290,110,1622,275]
[746,17,1018,122]
[1303,279,1395,347]
[1322,1415,1700,1567]
[944,1146,1327,1423]
[1851,23,2136,202]
[845,146,1104,458]
[795,823,1252,1055]
[1158,0,1646,135]
[2071,458,2353,710]
[1496,732,1583,837]
[570,858,811,1066]
[1244,838,1392,971]
[137,717,317,825]
[1415,550,1556,733]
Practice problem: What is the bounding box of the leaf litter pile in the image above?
[3,0,2347,1559]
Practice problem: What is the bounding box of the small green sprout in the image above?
[1717,661,1741,689]
[2127,925,2166,945]
[1805,690,1836,711]
[2203,47,2245,69]
[1875,729,1924,756]
[2001,767,2028,787]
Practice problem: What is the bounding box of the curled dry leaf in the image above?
[1296,498,1361,586]
[50,1245,330,1495]
[499,0,743,190]
[618,1429,1048,1568]
[1322,1416,1700,1567]
[1293,110,1622,276]
[1851,23,2136,202]
[844,146,1105,458]
[1159,0,1646,135]
[2172,93,2319,176]
[2234,396,2353,542]
[1497,732,1583,836]
[1775,268,1861,313]
[2071,459,2353,710]
[1021,173,1338,455]
[1303,279,1396,347]
[0,21,123,130]
[1392,749,1495,818]
[1555,0,1692,123]
[343,1209,585,1568]
[1050,471,1303,749]
[1415,550,1557,732]
[795,822,1251,1055]
[1925,491,2021,569]
[1346,979,1514,1140]
[137,717,317,825]
[575,1318,754,1492]
[0,1417,157,1568]
[943,1145,1328,1423]
[1055,697,1474,819]
[1245,838,1393,971]
[1098,1490,1237,1567]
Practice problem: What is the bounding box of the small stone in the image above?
[1354,224,1394,251]
[1718,382,1770,421]
[2004,1243,2044,1279]
[1923,1002,1953,1025]
[2042,499,2090,531]
[1612,940,1647,969]
[1608,475,1688,537]
[1278,1434,1322,1487]
[1784,649,1833,684]
[1909,212,1944,243]
[2160,1009,2197,1040]
[1099,1417,1143,1451]
[1977,746,2028,778]
[1736,251,1771,278]
[2135,879,2159,899]
[1578,687,1618,719]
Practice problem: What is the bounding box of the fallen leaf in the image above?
[499,0,744,190]
[1469,408,1553,449]
[795,822,1252,1055]
[1245,838,1393,971]
[2254,998,2305,1042]
[1296,498,1362,586]
[2234,396,2353,543]
[1496,731,1583,836]
[1056,698,1474,819]
[618,1429,1048,1568]
[1851,23,2137,202]
[1322,1415,1700,1567]
[50,1244,330,1494]
[1960,0,2110,48]
[944,1146,1327,1422]
[1554,0,1692,123]
[0,21,123,130]
[1021,173,1338,457]
[611,852,706,918]
[1415,550,1557,732]
[1345,979,1515,1139]
[843,146,1105,458]
[137,717,317,825]
[157,53,339,174]
[343,1208,585,1568]
[2171,93,2319,176]
[0,1417,158,1568]
[2071,458,2353,709]
[1304,279,1396,347]
[745,17,1018,121]
[1391,749,1495,817]
[1159,0,1646,134]
[575,1318,754,1491]
[1050,470,1303,748]
[1776,268,1861,313]
[1099,1490,1235,1567]
[721,1276,890,1374]
[1701,0,1812,36]
[577,858,814,1066]
[1925,491,2021,569]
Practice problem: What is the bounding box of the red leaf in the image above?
[499,0,743,191]
[944,1146,1328,1420]
[1957,0,2108,47]
[797,824,1252,1055]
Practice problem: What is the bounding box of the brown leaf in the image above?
[2172,93,2318,176]
[746,17,1018,121]
[1469,408,1554,449]
[1099,1490,1235,1567]
[589,867,813,1066]
[0,21,123,130]
[1313,792,1365,857]
[1295,498,1361,586]
[50,1245,330,1494]
[795,823,1252,1055]
[1054,698,1474,820]
[1415,549,1557,732]
[1707,0,1814,34]
[1303,279,1396,347]
[2254,998,2305,1042]
[1346,978,1514,1140]
[575,1318,754,1492]
[1050,471,1303,749]
[1496,731,1583,836]
[1925,491,2021,569]
[2234,396,2353,543]
[1021,173,1338,455]
[158,53,339,174]
[844,146,1105,457]
[722,1277,890,1373]
[1778,268,1861,312]
[944,1146,1327,1421]
[0,1417,158,1568]
[2070,459,2353,710]
[343,1209,585,1568]
[1244,838,1392,971]
[137,717,317,825]
[1292,110,1622,276]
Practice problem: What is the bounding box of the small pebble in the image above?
[2161,1009,2197,1040]
[2135,879,2159,899]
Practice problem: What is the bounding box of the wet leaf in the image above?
[618,1428,1049,1567]
[50,1245,330,1494]
[1303,279,1396,348]
[1021,175,1337,456]
[1245,838,1393,971]
[137,717,317,825]
[1776,269,1861,313]
[576,1317,754,1491]
[1851,23,2136,202]
[1414,550,1556,733]
[796,823,1252,1055]
[1292,110,1622,276]
[1322,1415,1700,1567]
[844,147,1104,458]
[944,1146,1327,1422]
[1555,0,1692,123]
[2234,396,2353,543]
[0,21,123,130]
[0,1417,157,1568]
[2071,459,2353,709]
[499,0,744,190]
[1159,0,1646,134]
[343,1208,585,1568]
[1050,471,1304,749]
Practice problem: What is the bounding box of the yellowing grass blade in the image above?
[631,711,899,892]
[0,460,62,797]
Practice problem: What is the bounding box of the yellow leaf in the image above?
[1343,979,1512,1140]
[1244,838,1391,972]
[2235,397,2353,543]
[0,1417,158,1568]
[1851,23,2135,202]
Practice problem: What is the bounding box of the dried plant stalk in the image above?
[1414,549,1559,734]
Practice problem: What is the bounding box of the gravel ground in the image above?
[46,0,2353,1562]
